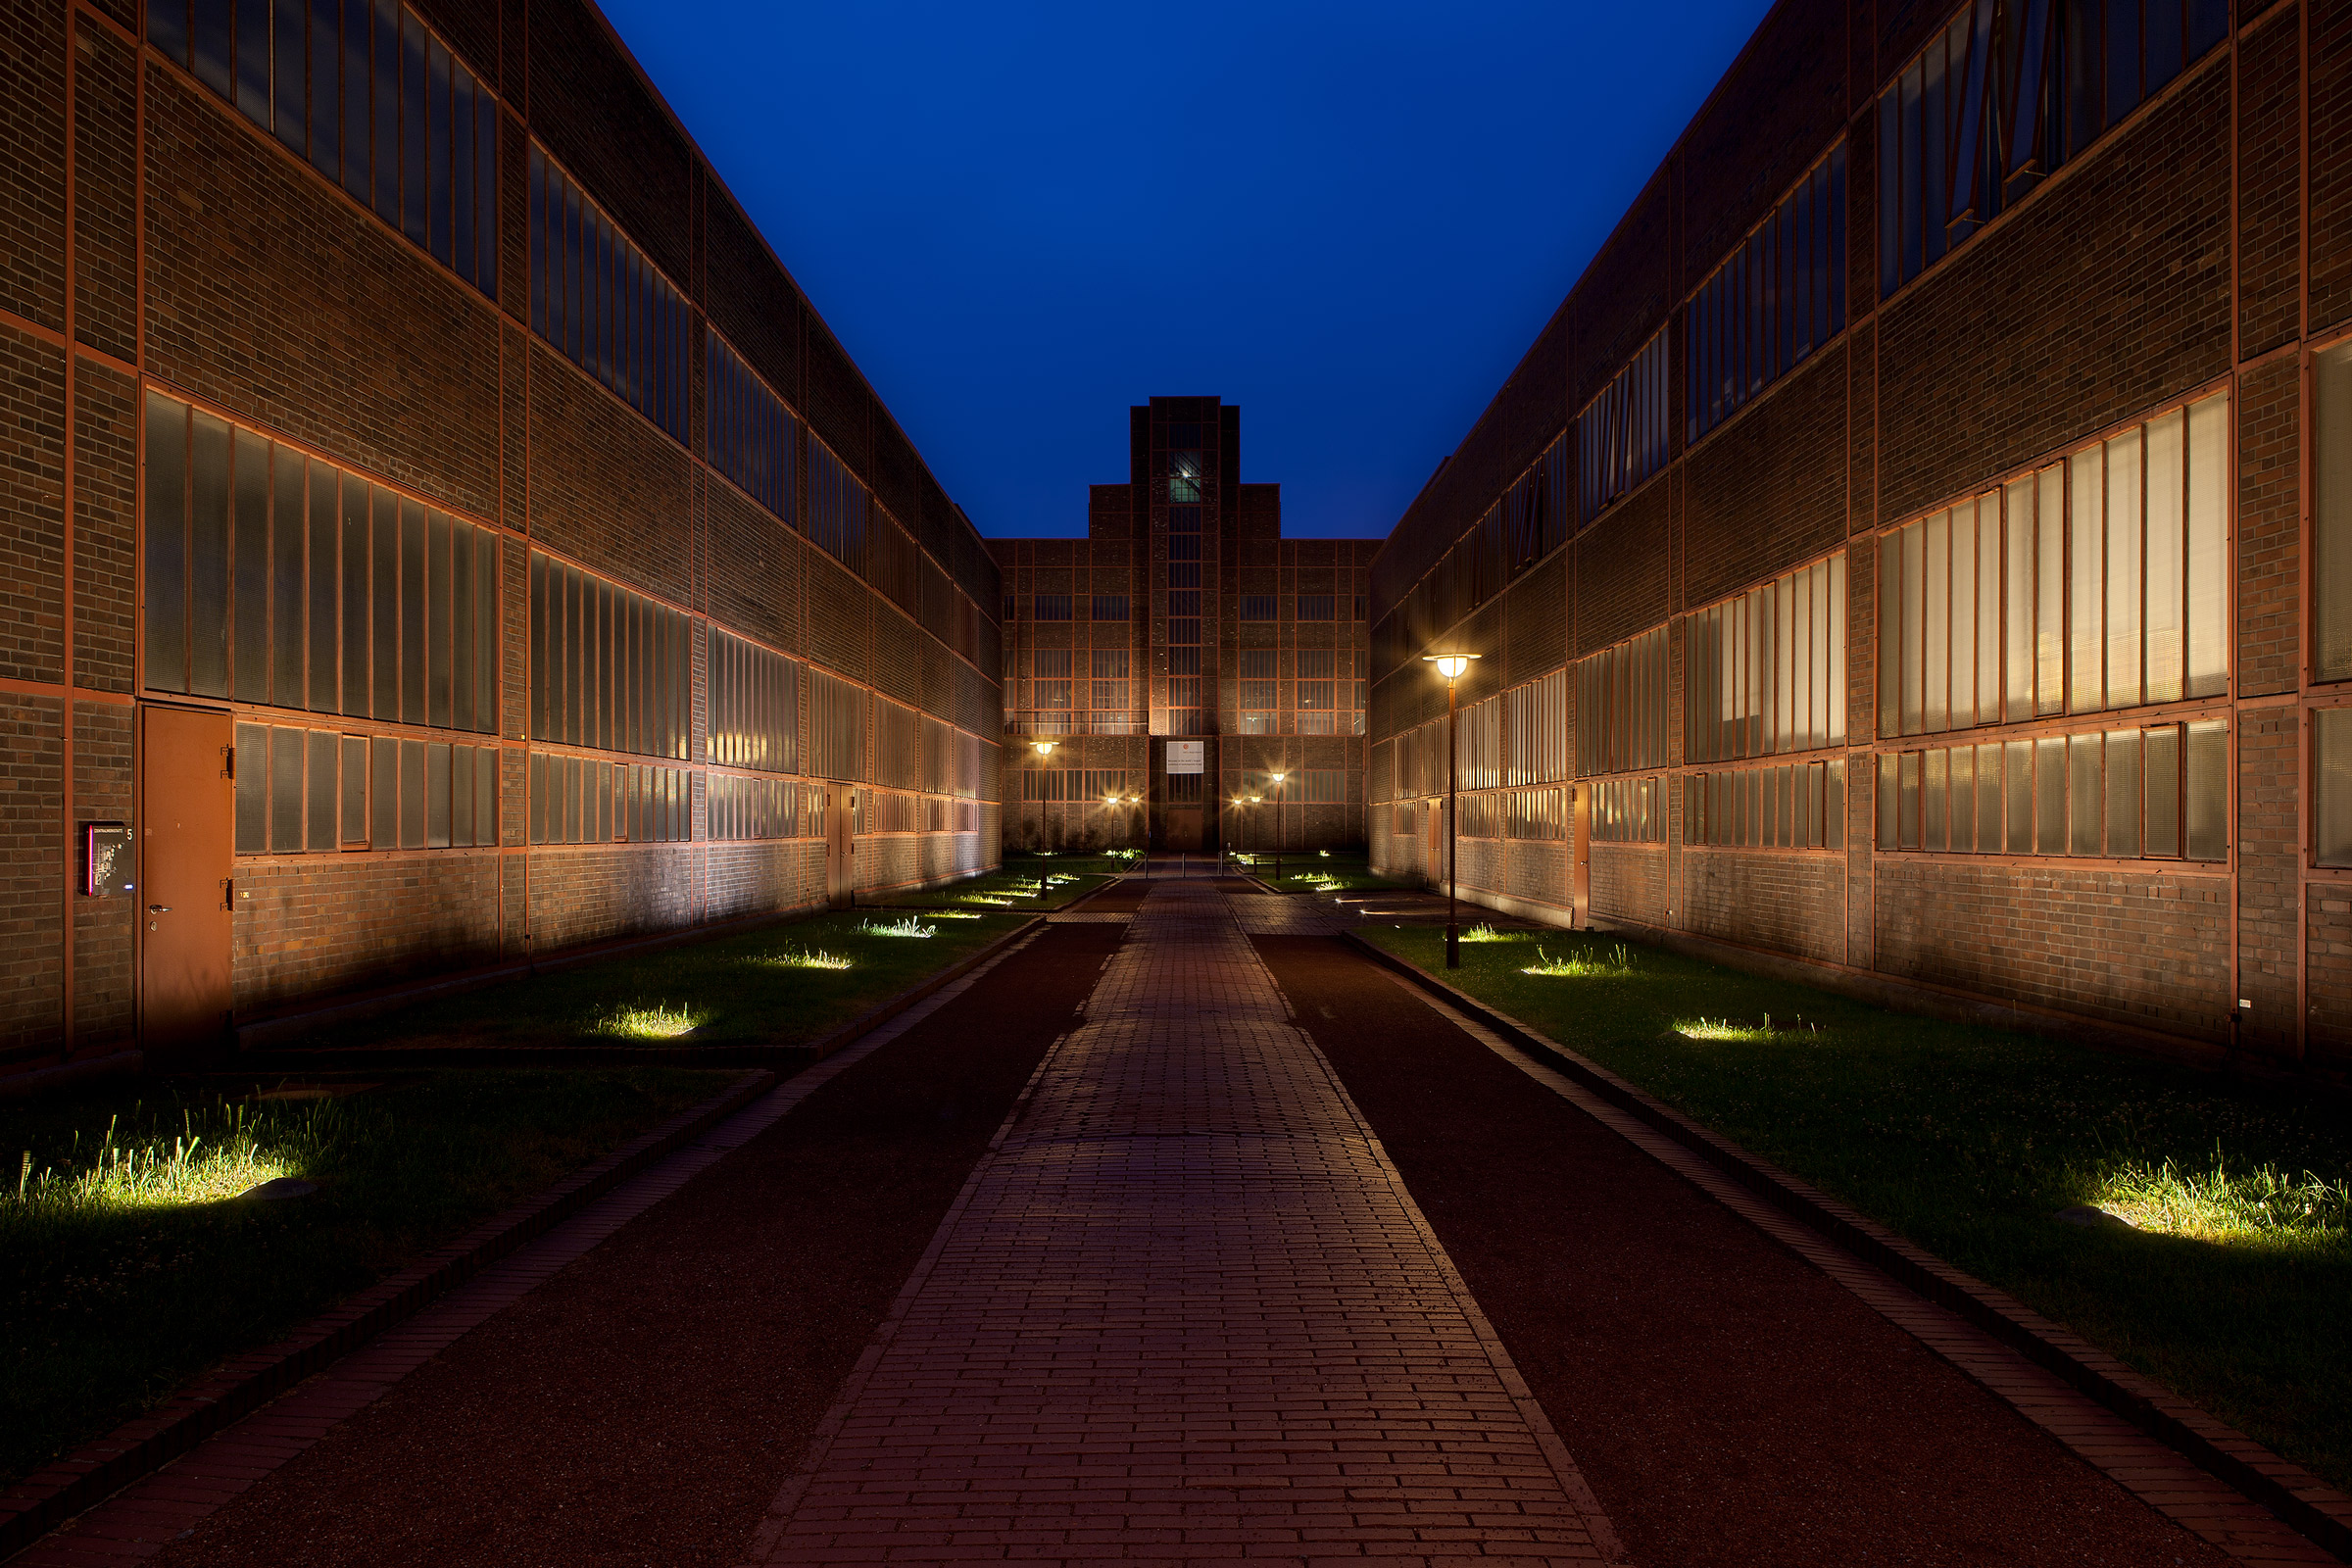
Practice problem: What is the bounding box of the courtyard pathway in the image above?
[746,878,1620,1565]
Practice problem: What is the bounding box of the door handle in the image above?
[147,905,172,913]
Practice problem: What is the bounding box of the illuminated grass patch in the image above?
[10,1106,311,1215]
[2092,1158,2350,1246]
[858,915,938,939]
[1459,923,1520,944]
[591,1003,703,1040]
[1521,943,1634,977]
[754,947,852,971]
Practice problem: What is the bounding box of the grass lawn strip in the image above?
[1359,922,2352,1495]
[0,1067,734,1489]
[283,907,1032,1055]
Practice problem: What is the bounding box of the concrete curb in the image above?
[0,1067,776,1563]
[1338,928,2352,1564]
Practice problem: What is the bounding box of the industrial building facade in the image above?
[992,399,1378,856]
[1368,0,2352,1073]
[2,0,1004,1078]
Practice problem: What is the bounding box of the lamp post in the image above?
[1267,771,1286,890]
[1032,739,1054,857]
[1422,654,1480,967]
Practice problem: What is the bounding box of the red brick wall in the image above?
[1685,849,1844,965]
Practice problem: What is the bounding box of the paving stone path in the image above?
[747,879,1620,1566]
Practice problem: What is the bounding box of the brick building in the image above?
[1368,0,2352,1074]
[2,0,1004,1078]
[992,398,1378,856]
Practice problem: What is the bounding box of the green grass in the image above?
[1361,922,2352,1493]
[293,907,1031,1055]
[881,858,1114,914]
[0,1067,730,1487]
[1249,847,1405,894]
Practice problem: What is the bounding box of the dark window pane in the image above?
[427,35,451,265]
[2187,0,2227,58]
[270,0,304,150]
[232,440,272,703]
[266,431,304,709]
[236,0,270,121]
[476,742,497,844]
[341,475,369,715]
[400,736,425,847]
[234,721,269,853]
[308,461,338,712]
[190,413,232,698]
[2105,729,2140,857]
[476,96,498,298]
[475,533,497,734]
[564,180,582,361]
[340,0,369,197]
[400,499,425,724]
[528,752,545,844]
[2185,718,2227,861]
[306,729,337,851]
[152,0,192,66]
[451,521,473,733]
[451,65,475,285]
[564,755,581,843]
[401,8,426,243]
[427,510,452,729]
[426,741,451,847]
[2107,0,2141,123]
[307,0,337,178]
[371,488,399,716]
[194,0,233,95]
[451,743,473,845]
[146,396,189,693]
[371,734,399,846]
[2145,0,2181,89]
[370,0,398,219]
[270,725,305,853]
[340,734,368,844]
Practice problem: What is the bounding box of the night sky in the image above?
[599,0,1775,541]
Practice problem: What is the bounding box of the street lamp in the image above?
[1422,653,1481,967]
[1032,740,1055,855]
[1267,771,1287,890]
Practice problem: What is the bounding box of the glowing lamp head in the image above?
[1269,772,1286,785]
[1423,653,1479,681]
[1031,739,1056,759]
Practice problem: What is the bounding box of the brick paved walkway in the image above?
[748,880,1619,1566]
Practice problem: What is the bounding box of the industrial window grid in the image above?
[150,0,498,297]
[1239,595,1279,622]
[1034,594,1073,620]
[1577,327,1670,523]
[1505,670,1570,784]
[707,774,804,841]
[1162,506,1205,735]
[1687,760,1847,850]
[808,437,868,576]
[527,144,689,442]
[527,754,691,845]
[1878,0,2226,298]
[874,700,920,790]
[1297,595,1336,621]
[1687,552,1849,762]
[145,394,499,734]
[705,333,797,520]
[1575,626,1670,776]
[807,668,867,783]
[1877,391,2229,738]
[707,626,801,774]
[1092,594,1130,621]
[1875,720,2226,860]
[234,723,497,855]
[1687,143,1847,443]
[1590,776,1665,843]
[527,553,692,760]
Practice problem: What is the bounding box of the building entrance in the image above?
[826,789,855,907]
[138,705,234,1060]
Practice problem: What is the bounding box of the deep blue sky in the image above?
[600,0,1776,540]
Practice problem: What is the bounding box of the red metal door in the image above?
[139,706,234,1058]
[1572,785,1592,929]
[826,789,854,907]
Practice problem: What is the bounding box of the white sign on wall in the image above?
[1165,740,1204,775]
